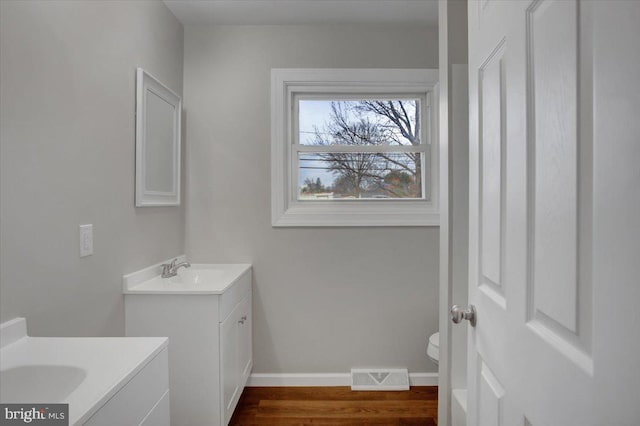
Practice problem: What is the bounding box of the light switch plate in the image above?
[79,224,93,257]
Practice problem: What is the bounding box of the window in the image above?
[271,69,439,226]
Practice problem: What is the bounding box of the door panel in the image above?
[527,0,582,336]
[468,0,640,424]
[479,38,506,306]
[477,358,505,426]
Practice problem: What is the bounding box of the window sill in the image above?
[271,200,439,227]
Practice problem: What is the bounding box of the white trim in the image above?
[296,145,423,153]
[247,372,438,387]
[409,372,440,386]
[437,2,452,426]
[271,68,440,227]
[135,68,182,207]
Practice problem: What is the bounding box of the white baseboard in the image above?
[247,372,438,387]
[247,373,349,387]
[408,372,439,386]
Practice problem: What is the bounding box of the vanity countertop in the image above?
[124,263,252,295]
[0,318,167,426]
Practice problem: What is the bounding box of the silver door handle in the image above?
[451,305,477,327]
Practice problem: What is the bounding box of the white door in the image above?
[464,1,640,425]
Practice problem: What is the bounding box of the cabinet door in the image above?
[237,292,253,385]
[220,302,240,425]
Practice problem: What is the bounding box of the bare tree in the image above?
[313,103,388,198]
[314,101,420,198]
[312,101,421,198]
[355,100,422,195]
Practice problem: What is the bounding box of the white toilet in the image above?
[427,332,440,365]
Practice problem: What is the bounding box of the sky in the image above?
[298,100,336,145]
[296,99,419,193]
[297,100,337,188]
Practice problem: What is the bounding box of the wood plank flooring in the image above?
[229,386,438,425]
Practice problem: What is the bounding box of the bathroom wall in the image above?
[184,25,440,373]
[0,1,185,336]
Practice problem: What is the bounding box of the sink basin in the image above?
[1,365,86,403]
[124,263,252,294]
[165,268,225,285]
[0,318,168,425]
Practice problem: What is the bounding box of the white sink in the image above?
[124,259,253,426]
[1,365,86,403]
[165,268,225,285]
[0,318,168,425]
[123,261,251,294]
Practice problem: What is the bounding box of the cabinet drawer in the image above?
[85,348,169,426]
[219,268,251,322]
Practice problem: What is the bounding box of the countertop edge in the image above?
[72,337,168,425]
[124,264,252,295]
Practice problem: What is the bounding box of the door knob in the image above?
[450,305,477,327]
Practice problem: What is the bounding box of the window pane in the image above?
[298,99,422,147]
[298,152,423,200]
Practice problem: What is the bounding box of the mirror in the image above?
[135,68,181,206]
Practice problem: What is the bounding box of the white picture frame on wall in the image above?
[135,68,182,207]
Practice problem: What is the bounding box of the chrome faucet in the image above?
[161,258,191,278]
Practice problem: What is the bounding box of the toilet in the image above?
[427,332,440,365]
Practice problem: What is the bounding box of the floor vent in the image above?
[350,368,410,391]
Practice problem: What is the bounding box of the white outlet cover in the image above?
[79,224,93,257]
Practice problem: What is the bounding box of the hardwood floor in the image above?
[229,386,438,425]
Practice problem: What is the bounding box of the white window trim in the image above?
[271,68,440,227]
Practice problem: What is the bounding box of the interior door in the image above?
[466,1,640,425]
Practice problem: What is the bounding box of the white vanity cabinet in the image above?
[85,348,170,426]
[0,317,170,426]
[220,292,252,425]
[124,263,253,426]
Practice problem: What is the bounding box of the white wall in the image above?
[184,25,440,373]
[0,0,185,336]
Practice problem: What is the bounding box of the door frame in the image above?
[438,1,470,425]
[437,1,452,424]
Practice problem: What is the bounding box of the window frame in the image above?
[271,68,440,227]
